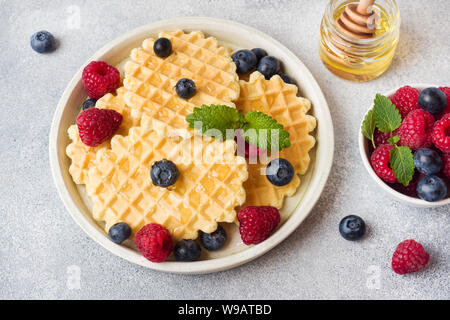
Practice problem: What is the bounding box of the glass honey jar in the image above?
[319,0,400,82]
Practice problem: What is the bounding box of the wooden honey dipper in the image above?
[336,0,379,39]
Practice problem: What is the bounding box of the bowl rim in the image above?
[49,16,335,273]
[358,84,450,208]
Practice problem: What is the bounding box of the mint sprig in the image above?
[361,94,415,186]
[373,94,402,133]
[361,109,376,148]
[390,146,414,186]
[186,104,290,151]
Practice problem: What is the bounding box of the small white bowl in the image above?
[49,17,334,273]
[358,84,450,208]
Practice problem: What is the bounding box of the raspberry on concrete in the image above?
[432,113,450,153]
[397,109,434,150]
[76,108,122,147]
[135,223,173,262]
[391,239,430,275]
[238,206,280,245]
[390,86,420,119]
[370,144,397,183]
[82,61,121,100]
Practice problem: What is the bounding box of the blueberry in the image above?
[175,78,196,99]
[82,98,97,110]
[200,225,227,251]
[418,87,447,114]
[174,240,201,262]
[279,74,296,85]
[151,159,179,188]
[232,49,258,74]
[266,158,294,186]
[30,31,56,53]
[251,48,267,61]
[414,148,443,175]
[153,37,172,58]
[108,222,132,244]
[339,215,366,241]
[257,56,281,79]
[417,175,447,202]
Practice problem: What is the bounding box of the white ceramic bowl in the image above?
[49,17,334,273]
[359,84,450,208]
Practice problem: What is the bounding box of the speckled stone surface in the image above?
[1,0,449,300]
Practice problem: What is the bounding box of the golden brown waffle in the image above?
[235,72,316,208]
[66,87,140,184]
[85,126,248,241]
[123,30,240,138]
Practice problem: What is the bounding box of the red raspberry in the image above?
[370,144,397,183]
[391,239,430,275]
[443,153,450,178]
[238,206,280,245]
[76,108,122,147]
[82,61,120,99]
[437,87,450,119]
[390,86,420,119]
[134,223,173,262]
[374,129,391,148]
[432,113,450,153]
[397,109,435,150]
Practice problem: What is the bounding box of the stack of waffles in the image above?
[66,30,316,241]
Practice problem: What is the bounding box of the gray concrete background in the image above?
[0,0,449,300]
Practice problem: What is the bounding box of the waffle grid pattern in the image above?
[66,87,139,184]
[86,127,247,240]
[123,30,240,138]
[235,72,317,208]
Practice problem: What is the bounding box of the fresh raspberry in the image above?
[391,239,430,275]
[374,129,391,148]
[134,223,173,262]
[443,153,450,178]
[397,109,435,150]
[82,61,120,99]
[370,144,397,183]
[390,86,420,119]
[437,87,450,119]
[432,113,450,153]
[238,206,280,245]
[76,108,122,147]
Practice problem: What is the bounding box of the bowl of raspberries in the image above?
[359,85,450,207]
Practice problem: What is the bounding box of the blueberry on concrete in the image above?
[339,215,366,241]
[30,31,56,53]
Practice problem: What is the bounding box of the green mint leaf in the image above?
[388,135,400,145]
[186,104,241,139]
[241,111,290,151]
[361,109,376,148]
[390,146,415,186]
[373,94,402,133]
[185,105,291,151]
